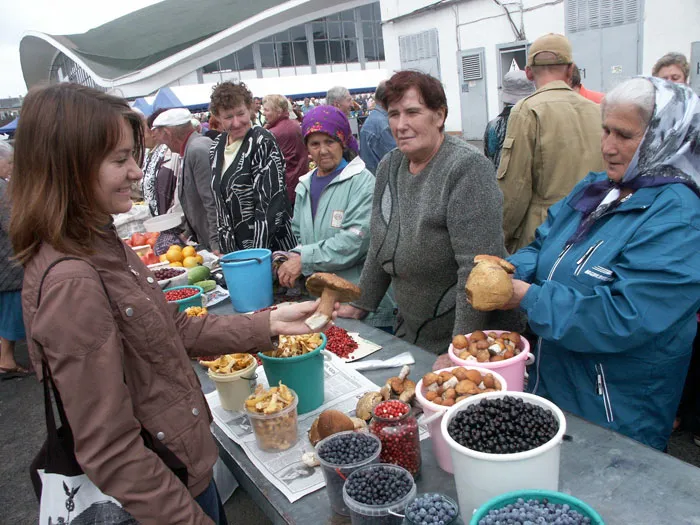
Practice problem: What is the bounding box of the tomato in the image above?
[131,233,147,247]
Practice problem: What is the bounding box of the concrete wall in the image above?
[642,0,700,76]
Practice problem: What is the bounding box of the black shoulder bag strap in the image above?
[30,257,187,501]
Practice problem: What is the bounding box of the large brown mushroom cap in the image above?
[466,255,514,311]
[473,255,515,273]
[306,273,361,302]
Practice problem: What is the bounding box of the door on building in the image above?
[565,0,642,92]
[399,29,440,79]
[691,42,700,95]
[458,48,488,140]
[497,42,528,108]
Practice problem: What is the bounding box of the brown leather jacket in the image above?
[22,226,273,524]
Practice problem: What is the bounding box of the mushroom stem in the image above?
[305,289,338,330]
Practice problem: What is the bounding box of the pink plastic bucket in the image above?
[415,366,508,473]
[448,330,530,392]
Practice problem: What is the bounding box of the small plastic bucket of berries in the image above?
[470,489,604,525]
[316,430,382,515]
[153,266,188,289]
[439,392,567,521]
[342,463,416,524]
[164,285,204,312]
[404,493,461,525]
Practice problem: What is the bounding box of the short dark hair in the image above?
[210,81,254,116]
[652,52,690,81]
[380,71,448,131]
[571,65,582,88]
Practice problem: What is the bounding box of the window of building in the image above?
[203,44,255,73]
[311,7,360,64]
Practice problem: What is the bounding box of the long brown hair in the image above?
[10,83,144,265]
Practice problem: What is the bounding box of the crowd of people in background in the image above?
[0,30,698,524]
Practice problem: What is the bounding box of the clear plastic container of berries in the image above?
[369,400,421,478]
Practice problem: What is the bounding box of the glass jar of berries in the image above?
[369,400,421,478]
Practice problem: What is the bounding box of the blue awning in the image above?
[0,117,19,134]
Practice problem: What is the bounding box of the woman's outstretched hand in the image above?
[268,300,339,336]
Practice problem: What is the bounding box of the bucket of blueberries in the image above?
[404,493,462,525]
[440,392,567,522]
[316,431,382,515]
[342,463,416,524]
[470,489,605,524]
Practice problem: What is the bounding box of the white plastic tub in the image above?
[439,391,566,522]
[415,366,508,474]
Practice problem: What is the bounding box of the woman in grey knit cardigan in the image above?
[339,71,520,354]
[0,142,28,378]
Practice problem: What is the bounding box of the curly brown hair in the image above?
[209,81,253,116]
[380,71,448,132]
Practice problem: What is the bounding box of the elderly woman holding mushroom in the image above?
[338,71,518,353]
[499,77,700,451]
[277,105,396,330]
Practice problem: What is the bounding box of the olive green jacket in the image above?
[497,80,604,253]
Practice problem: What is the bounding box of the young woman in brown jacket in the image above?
[10,84,330,525]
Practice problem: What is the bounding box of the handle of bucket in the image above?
[418,409,446,428]
[242,373,258,382]
[321,350,333,362]
[388,510,406,519]
[228,256,263,264]
[525,353,535,366]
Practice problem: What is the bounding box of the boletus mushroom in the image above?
[305,273,361,331]
[466,255,515,311]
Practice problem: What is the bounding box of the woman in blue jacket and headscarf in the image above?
[503,77,700,450]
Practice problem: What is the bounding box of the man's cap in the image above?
[152,108,193,128]
[502,70,536,104]
[528,33,573,67]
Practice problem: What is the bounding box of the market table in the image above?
[197,300,700,525]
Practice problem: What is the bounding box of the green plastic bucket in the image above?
[258,333,328,414]
[470,489,605,524]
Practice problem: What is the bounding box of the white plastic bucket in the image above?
[448,330,530,392]
[439,391,566,522]
[415,366,508,474]
[208,357,258,411]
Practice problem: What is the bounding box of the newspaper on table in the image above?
[205,352,427,503]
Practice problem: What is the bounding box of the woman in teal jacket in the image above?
[277,106,396,328]
[504,77,700,450]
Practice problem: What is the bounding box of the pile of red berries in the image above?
[164,287,200,302]
[154,268,185,280]
[373,400,409,419]
[324,326,358,358]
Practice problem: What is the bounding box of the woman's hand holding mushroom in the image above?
[304,273,362,330]
[269,300,338,336]
[500,279,531,310]
[337,304,368,320]
[278,253,302,288]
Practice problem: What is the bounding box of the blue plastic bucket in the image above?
[220,249,273,312]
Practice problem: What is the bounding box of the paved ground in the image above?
[2,342,698,523]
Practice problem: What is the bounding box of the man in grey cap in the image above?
[483,70,535,169]
[152,108,220,254]
[497,33,604,253]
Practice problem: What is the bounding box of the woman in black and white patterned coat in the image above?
[209,81,296,254]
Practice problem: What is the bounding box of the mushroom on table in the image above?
[304,273,361,331]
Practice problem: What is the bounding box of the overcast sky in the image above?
[0,0,163,98]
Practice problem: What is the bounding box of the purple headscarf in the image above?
[301,105,359,154]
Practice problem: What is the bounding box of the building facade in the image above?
[380,0,700,137]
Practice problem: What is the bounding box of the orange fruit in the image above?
[182,256,199,268]
[159,254,169,263]
[169,262,183,267]
[182,246,196,258]
[194,254,204,264]
[169,244,183,252]
[166,248,183,263]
